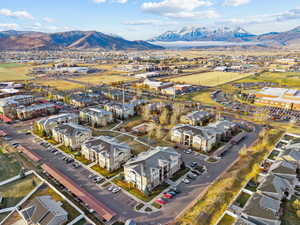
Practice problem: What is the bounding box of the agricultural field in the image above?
[34,80,85,90]
[237,72,300,88]
[71,74,136,85]
[167,72,251,87]
[0,63,32,81]
[0,148,22,182]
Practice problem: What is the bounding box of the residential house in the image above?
[124,147,182,193]
[104,102,135,119]
[21,195,68,225]
[81,136,131,172]
[37,113,79,135]
[52,123,92,149]
[80,107,113,127]
[241,193,281,225]
[180,111,215,126]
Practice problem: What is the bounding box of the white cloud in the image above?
[142,0,213,14]
[123,19,178,26]
[223,0,251,7]
[43,17,55,23]
[93,0,106,3]
[115,0,128,3]
[0,23,19,30]
[221,7,300,26]
[0,8,34,19]
[164,10,219,19]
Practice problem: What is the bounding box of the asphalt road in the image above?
[1,121,260,225]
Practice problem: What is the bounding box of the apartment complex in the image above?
[124,147,182,193]
[37,113,79,135]
[16,103,56,120]
[180,111,215,126]
[82,136,131,172]
[80,107,113,127]
[52,123,92,149]
[104,102,135,119]
[171,120,238,152]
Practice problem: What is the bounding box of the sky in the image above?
[0,0,300,40]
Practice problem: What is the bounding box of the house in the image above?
[124,147,182,193]
[80,107,113,127]
[280,143,300,166]
[21,195,68,225]
[180,111,215,126]
[81,136,131,172]
[171,124,217,152]
[207,120,238,141]
[241,193,281,225]
[52,123,92,149]
[16,103,57,120]
[37,113,79,135]
[104,102,135,119]
[269,160,298,181]
[69,93,100,108]
[257,174,295,200]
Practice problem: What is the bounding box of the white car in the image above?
[184,149,192,154]
[108,185,114,192]
[112,187,121,193]
[183,179,190,184]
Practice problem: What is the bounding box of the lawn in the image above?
[58,145,91,165]
[71,74,135,85]
[92,129,120,137]
[281,196,300,225]
[166,72,251,87]
[217,214,236,225]
[113,175,169,202]
[170,167,190,182]
[35,80,85,90]
[234,192,251,208]
[21,184,81,222]
[237,72,300,88]
[0,63,32,81]
[268,150,280,160]
[91,165,122,178]
[0,148,22,182]
[244,179,259,192]
[177,90,221,107]
[0,174,41,209]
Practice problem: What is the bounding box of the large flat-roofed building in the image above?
[37,113,79,135]
[80,107,113,127]
[255,87,300,110]
[82,136,131,172]
[52,123,92,149]
[124,146,182,193]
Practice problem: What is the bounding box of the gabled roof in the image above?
[258,174,292,197]
[53,123,91,137]
[242,193,281,221]
[269,160,297,176]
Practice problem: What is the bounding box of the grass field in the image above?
[0,174,41,209]
[0,148,22,182]
[35,80,85,90]
[167,72,251,87]
[0,63,31,81]
[237,72,300,88]
[71,74,135,85]
[217,214,236,225]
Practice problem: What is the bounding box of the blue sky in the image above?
[0,0,300,40]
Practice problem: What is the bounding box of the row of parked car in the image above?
[155,187,181,205]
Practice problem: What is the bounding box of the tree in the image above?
[159,108,170,125]
[170,103,185,125]
[142,105,151,121]
[293,199,300,210]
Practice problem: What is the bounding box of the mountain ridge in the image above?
[0,30,164,50]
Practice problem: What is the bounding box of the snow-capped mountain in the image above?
[149,26,256,42]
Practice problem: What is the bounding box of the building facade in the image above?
[80,107,113,127]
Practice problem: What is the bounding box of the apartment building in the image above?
[104,102,135,119]
[80,107,113,127]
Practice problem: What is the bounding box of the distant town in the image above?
[1,48,300,225]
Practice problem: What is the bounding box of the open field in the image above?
[0,63,32,81]
[237,72,300,88]
[166,72,251,87]
[35,80,85,90]
[0,148,22,182]
[0,174,41,209]
[71,74,136,85]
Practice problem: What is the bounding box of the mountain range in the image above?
[0,30,163,50]
[149,26,300,47]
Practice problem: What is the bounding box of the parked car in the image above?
[184,149,192,154]
[190,162,198,168]
[183,178,190,184]
[112,187,121,193]
[163,193,173,199]
[168,191,177,197]
[108,186,114,192]
[155,198,167,205]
